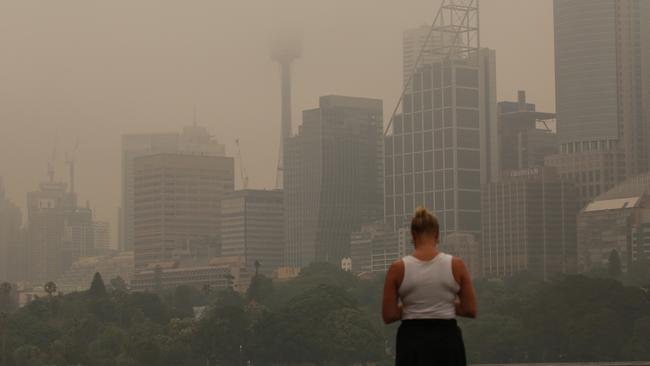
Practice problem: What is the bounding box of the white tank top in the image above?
[398,253,460,320]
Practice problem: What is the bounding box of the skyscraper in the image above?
[27,181,68,282]
[498,91,557,172]
[120,126,226,251]
[220,189,284,276]
[550,0,650,206]
[384,48,497,238]
[284,95,384,268]
[133,153,234,271]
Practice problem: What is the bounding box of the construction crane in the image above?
[235,139,249,190]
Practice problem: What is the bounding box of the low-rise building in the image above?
[131,256,249,293]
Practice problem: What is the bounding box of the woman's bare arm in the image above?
[382,260,405,324]
[452,257,477,318]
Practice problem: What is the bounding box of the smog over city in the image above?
[0,1,649,365]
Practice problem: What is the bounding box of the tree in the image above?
[246,274,274,304]
[608,249,623,279]
[0,283,17,314]
[89,272,107,297]
[110,276,128,293]
[43,282,56,298]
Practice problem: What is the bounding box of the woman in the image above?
[382,207,477,366]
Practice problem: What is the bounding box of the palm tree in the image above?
[44,282,57,297]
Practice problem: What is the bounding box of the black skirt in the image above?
[395,319,467,366]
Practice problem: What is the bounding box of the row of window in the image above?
[392,108,480,134]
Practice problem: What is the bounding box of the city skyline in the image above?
[0,0,555,247]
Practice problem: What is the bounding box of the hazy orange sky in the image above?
[0,0,554,247]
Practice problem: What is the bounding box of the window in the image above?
[415,172,423,192]
[384,157,393,176]
[435,171,444,189]
[456,88,479,108]
[404,94,412,113]
[423,90,433,110]
[444,129,454,148]
[414,153,423,172]
[458,170,480,189]
[424,151,433,171]
[404,154,413,174]
[458,190,480,210]
[424,131,433,150]
[414,134,423,152]
[458,211,481,231]
[414,113,423,131]
[404,135,413,154]
[405,174,413,194]
[444,108,454,127]
[425,172,434,191]
[424,110,433,130]
[457,129,479,148]
[458,150,480,169]
[413,93,422,112]
[455,68,478,87]
[457,109,479,128]
[404,115,413,133]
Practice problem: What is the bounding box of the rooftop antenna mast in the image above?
[384,0,479,136]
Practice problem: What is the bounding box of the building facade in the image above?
[498,91,557,172]
[131,256,249,293]
[349,224,408,274]
[220,189,284,276]
[552,0,650,206]
[27,182,69,282]
[120,126,226,251]
[577,172,650,271]
[284,95,384,268]
[133,153,234,271]
[385,48,497,238]
[0,179,23,282]
[481,167,578,280]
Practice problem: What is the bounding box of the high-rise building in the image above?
[481,167,578,280]
[27,182,68,282]
[385,48,498,238]
[284,95,384,268]
[133,153,234,271]
[220,189,284,276]
[498,91,557,172]
[120,126,225,251]
[93,221,111,254]
[0,179,23,282]
[551,0,650,206]
[62,206,95,268]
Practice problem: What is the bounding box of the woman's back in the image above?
[399,253,459,320]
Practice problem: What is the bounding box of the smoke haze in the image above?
[0,0,553,247]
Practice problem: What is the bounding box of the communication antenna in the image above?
[384,0,479,136]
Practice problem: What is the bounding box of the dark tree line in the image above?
[0,260,649,365]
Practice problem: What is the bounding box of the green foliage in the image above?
[1,265,650,365]
[608,249,623,279]
[89,272,108,298]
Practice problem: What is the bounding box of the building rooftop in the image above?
[583,196,642,213]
